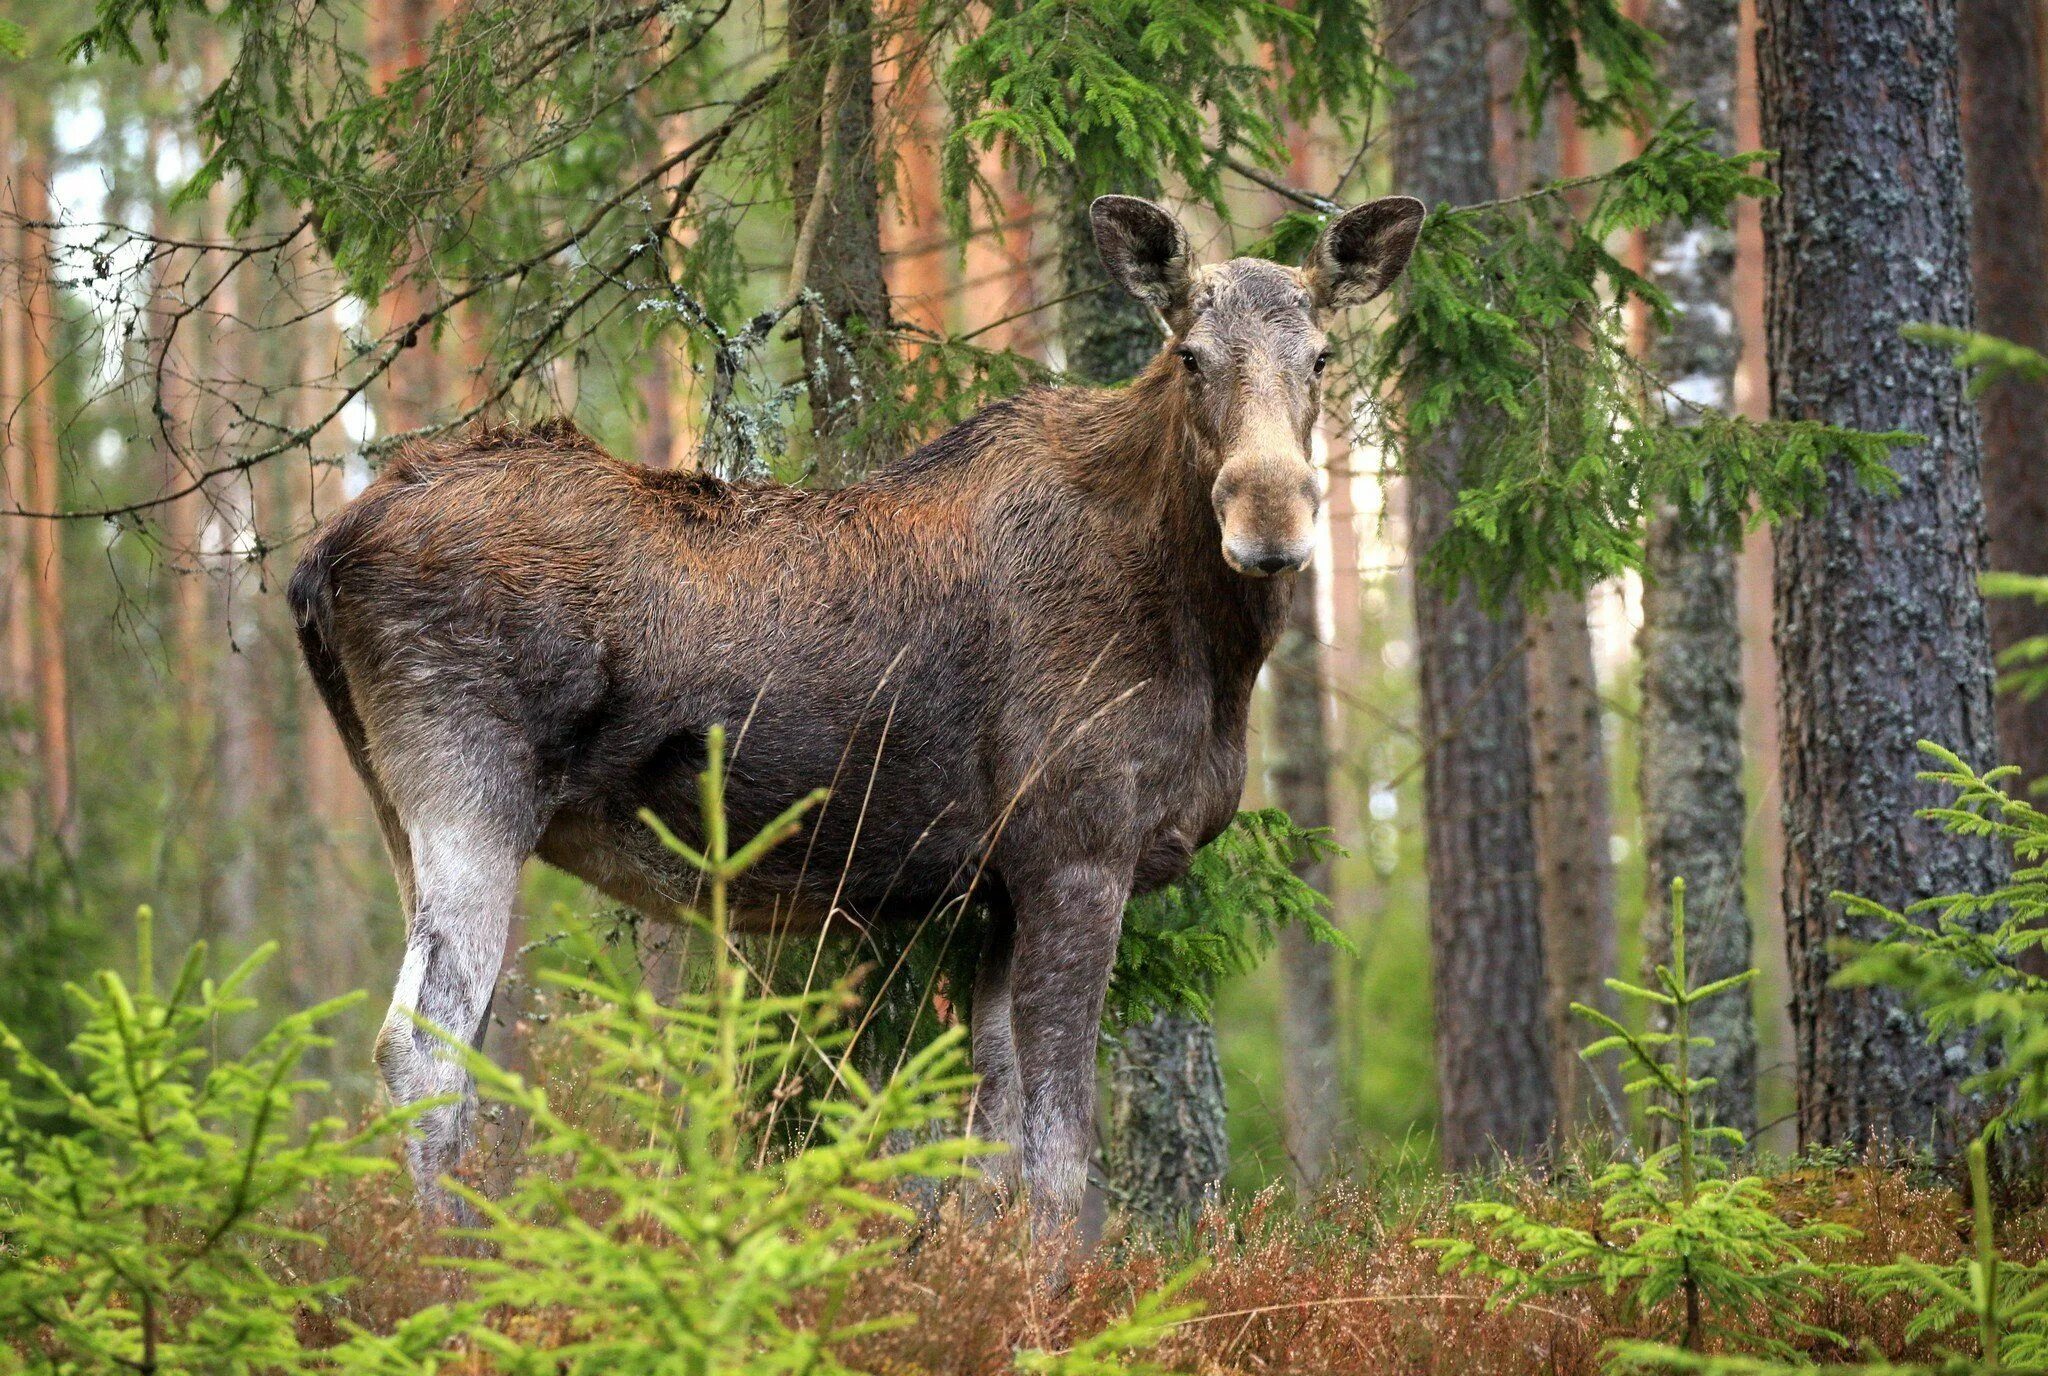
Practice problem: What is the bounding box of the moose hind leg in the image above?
[376,814,524,1217]
[969,905,1022,1177]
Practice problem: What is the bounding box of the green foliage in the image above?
[1618,748,2048,1376]
[0,18,27,58]
[1852,1138,2048,1373]
[0,909,396,1376]
[432,968,989,1375]
[933,0,1378,222]
[428,728,1200,1373]
[1831,743,2048,1134]
[1367,114,1910,600]
[0,736,1198,1375]
[1421,880,1851,1358]
[1509,0,1663,132]
[1108,808,1349,1026]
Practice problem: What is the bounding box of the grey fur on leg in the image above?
[1006,862,1128,1242]
[969,908,1023,1202]
[375,815,522,1221]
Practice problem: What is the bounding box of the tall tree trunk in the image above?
[188,30,267,947]
[1391,0,1557,1169]
[1268,569,1343,1184]
[1511,86,1620,1136]
[788,0,892,483]
[1527,591,1619,1130]
[1759,0,2007,1160]
[1265,131,1345,1188]
[1961,0,2048,791]
[0,92,36,862]
[1053,171,1229,1220]
[1637,0,1756,1140]
[16,102,73,848]
[368,0,443,435]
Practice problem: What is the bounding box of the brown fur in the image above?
[289,196,1423,1229]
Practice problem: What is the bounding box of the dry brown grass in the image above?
[263,1138,2037,1375]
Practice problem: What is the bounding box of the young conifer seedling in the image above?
[1422,879,1853,1359]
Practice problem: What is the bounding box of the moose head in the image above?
[1090,194,1425,577]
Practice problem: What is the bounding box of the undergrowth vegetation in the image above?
[8,743,2048,1374]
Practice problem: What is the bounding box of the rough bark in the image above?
[1758,0,2008,1159]
[1637,0,1756,1139]
[1527,590,1619,1131]
[1055,167,1229,1218]
[1267,565,1343,1184]
[1391,0,1556,1169]
[1104,1011,1231,1219]
[1961,0,2048,791]
[788,0,892,483]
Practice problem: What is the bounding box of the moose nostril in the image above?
[1255,553,1295,575]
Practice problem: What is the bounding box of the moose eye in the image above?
[1313,349,1332,376]
[1176,346,1202,375]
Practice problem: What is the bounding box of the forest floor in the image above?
[277,1137,2030,1375]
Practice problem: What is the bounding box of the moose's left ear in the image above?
[1305,196,1426,311]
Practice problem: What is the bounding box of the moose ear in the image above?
[1305,196,1426,311]
[1090,196,1194,315]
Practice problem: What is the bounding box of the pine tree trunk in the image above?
[367,0,443,434]
[1527,590,1619,1130]
[1054,172,1229,1219]
[197,84,267,947]
[1505,79,1620,1138]
[0,92,36,863]
[1758,0,2007,1159]
[1960,0,2048,791]
[788,0,891,483]
[17,105,73,848]
[1637,0,1756,1141]
[1268,566,1343,1184]
[1390,0,1556,1169]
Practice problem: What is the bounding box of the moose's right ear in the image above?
[1090,196,1194,316]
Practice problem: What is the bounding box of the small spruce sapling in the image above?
[0,910,401,1376]
[1422,879,1852,1358]
[1613,1138,2048,1374]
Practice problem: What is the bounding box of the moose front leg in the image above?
[1005,861,1129,1237]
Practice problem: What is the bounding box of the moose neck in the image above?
[1056,354,1295,680]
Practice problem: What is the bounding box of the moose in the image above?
[290,193,1425,1228]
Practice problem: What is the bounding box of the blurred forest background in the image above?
[0,0,2037,1203]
